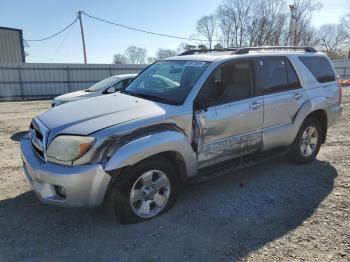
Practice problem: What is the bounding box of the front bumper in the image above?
[20,135,111,207]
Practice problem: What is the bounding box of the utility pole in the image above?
[289,5,296,46]
[78,11,87,64]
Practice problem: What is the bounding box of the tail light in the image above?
[338,80,342,105]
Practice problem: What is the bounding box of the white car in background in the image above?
[51,74,137,107]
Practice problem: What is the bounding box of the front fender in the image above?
[104,131,197,177]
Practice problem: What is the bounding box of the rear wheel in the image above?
[288,116,323,164]
[109,156,179,224]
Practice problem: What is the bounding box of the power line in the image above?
[81,11,215,42]
[49,20,76,62]
[25,17,78,42]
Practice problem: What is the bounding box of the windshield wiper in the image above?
[85,89,93,92]
[121,90,136,96]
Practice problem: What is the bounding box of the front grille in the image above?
[34,128,43,141]
[30,118,48,161]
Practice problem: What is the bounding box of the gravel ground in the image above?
[0,89,349,262]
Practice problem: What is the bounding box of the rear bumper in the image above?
[20,135,111,207]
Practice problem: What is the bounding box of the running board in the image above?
[189,148,288,184]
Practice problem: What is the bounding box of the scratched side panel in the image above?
[197,131,263,169]
[198,135,241,168]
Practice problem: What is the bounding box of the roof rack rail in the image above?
[179,48,239,56]
[179,46,317,56]
[232,46,317,54]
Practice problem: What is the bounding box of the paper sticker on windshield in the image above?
[184,61,206,67]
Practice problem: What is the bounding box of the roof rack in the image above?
[232,46,317,54]
[179,48,239,56]
[179,46,317,56]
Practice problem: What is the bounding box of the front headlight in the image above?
[47,135,95,162]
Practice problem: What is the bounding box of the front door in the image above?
[193,59,263,168]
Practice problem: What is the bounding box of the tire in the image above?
[109,156,179,224]
[288,116,323,164]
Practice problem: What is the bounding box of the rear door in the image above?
[257,56,308,150]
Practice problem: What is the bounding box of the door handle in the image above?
[249,102,262,110]
[293,93,303,100]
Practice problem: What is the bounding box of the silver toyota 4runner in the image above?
[20,46,343,224]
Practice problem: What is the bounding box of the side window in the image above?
[112,81,125,91]
[286,59,301,89]
[299,56,335,83]
[197,61,254,107]
[260,57,288,94]
[121,79,130,89]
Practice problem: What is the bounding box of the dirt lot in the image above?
[0,89,349,262]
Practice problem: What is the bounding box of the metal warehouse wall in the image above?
[0,27,25,63]
[0,63,146,100]
[0,60,349,101]
[332,60,350,80]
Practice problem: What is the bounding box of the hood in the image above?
[55,90,98,102]
[38,93,167,141]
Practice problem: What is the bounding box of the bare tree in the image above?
[112,53,128,64]
[217,0,253,47]
[196,15,217,49]
[147,57,157,64]
[198,44,207,50]
[248,0,287,46]
[287,0,322,46]
[125,46,147,64]
[317,24,350,58]
[155,48,177,60]
[177,43,197,53]
[340,12,350,35]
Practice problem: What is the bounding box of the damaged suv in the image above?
[20,46,342,224]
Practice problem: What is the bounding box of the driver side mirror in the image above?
[106,86,116,94]
[194,96,210,111]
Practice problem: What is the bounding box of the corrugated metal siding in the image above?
[0,60,348,101]
[0,28,24,62]
[0,62,146,100]
[332,60,350,80]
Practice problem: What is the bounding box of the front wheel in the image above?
[288,117,323,164]
[109,156,179,224]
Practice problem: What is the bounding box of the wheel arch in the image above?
[104,130,197,181]
[292,97,328,144]
[307,109,327,143]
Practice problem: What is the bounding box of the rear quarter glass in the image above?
[298,56,335,83]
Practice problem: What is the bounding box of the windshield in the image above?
[87,76,120,92]
[124,60,210,105]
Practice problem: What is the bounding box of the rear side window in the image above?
[259,57,301,94]
[299,56,335,83]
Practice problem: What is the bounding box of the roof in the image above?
[112,73,138,79]
[164,54,222,62]
[165,46,320,62]
[0,26,23,33]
